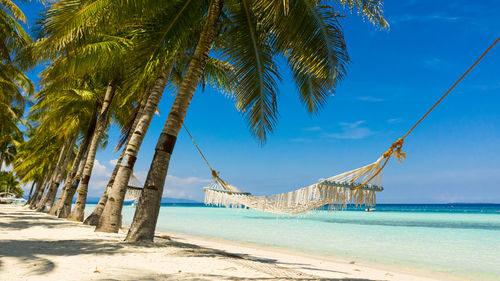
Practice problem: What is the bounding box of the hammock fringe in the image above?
[204,157,385,215]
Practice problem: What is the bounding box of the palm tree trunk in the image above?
[67,79,118,221]
[125,0,223,242]
[96,64,174,233]
[57,148,89,218]
[38,134,77,212]
[83,93,151,226]
[29,168,51,208]
[50,134,90,216]
[82,144,124,225]
[35,142,70,210]
[55,113,97,218]
[25,181,36,205]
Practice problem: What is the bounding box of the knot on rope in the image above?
[211,169,233,194]
[383,138,406,163]
[211,169,218,178]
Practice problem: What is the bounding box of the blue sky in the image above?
[16,0,500,203]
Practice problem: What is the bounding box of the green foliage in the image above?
[0,171,23,197]
[3,0,389,199]
[1,0,35,165]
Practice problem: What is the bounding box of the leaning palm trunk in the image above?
[82,146,124,225]
[57,148,89,218]
[96,64,173,233]
[32,149,64,208]
[67,80,118,221]
[38,134,77,212]
[29,169,52,208]
[54,114,97,218]
[26,180,39,205]
[50,134,91,216]
[125,0,223,241]
[84,93,151,226]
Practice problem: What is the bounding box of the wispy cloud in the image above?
[324,121,375,140]
[356,96,385,102]
[387,118,404,124]
[109,159,118,166]
[303,126,321,131]
[164,175,211,201]
[468,82,500,91]
[424,57,446,68]
[388,168,500,184]
[390,14,461,24]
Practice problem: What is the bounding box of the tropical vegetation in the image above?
[0,171,23,197]
[0,0,387,241]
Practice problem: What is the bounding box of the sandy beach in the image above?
[0,205,453,281]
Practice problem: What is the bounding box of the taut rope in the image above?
[182,36,500,195]
[350,35,500,191]
[182,123,233,194]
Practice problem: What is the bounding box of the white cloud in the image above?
[87,159,112,192]
[109,159,118,166]
[109,170,211,202]
[163,175,211,201]
[93,160,111,177]
[324,121,375,140]
[84,156,210,201]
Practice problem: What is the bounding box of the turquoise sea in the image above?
[85,203,500,280]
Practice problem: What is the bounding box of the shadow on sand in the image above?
[0,207,382,280]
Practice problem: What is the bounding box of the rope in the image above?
[350,35,500,191]
[183,36,499,194]
[182,123,233,194]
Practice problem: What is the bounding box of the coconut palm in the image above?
[15,130,65,207]
[1,0,35,163]
[31,0,135,220]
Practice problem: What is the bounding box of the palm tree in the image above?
[15,132,63,208]
[94,1,240,232]
[31,0,135,220]
[0,171,23,197]
[1,0,35,165]
[122,0,387,241]
[51,114,95,217]
[35,134,77,211]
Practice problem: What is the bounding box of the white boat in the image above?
[0,192,27,205]
[365,207,376,212]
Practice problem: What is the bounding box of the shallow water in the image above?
[85,204,500,280]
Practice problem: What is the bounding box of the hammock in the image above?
[125,186,142,202]
[124,173,144,201]
[203,157,385,215]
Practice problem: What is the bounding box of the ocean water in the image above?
[85,204,500,280]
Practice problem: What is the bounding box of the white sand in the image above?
[0,205,451,281]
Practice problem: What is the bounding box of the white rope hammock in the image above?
[124,174,144,202]
[125,186,142,202]
[203,156,385,215]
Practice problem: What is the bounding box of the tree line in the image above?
[1,0,387,242]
